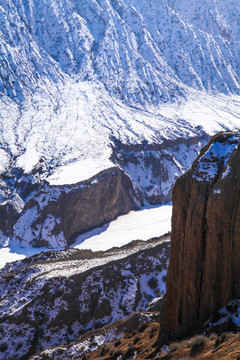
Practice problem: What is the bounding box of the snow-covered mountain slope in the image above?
[1,0,240,248]
[0,235,169,360]
[1,88,240,248]
[2,0,240,103]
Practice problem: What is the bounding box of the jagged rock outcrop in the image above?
[163,131,240,337]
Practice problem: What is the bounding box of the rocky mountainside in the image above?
[26,130,240,360]
[2,0,240,103]
[1,0,240,248]
[30,298,240,360]
[0,235,169,360]
[163,131,240,337]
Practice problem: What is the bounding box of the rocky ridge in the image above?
[0,235,169,360]
[163,131,240,337]
[29,313,160,360]
[78,327,240,360]
[33,298,240,360]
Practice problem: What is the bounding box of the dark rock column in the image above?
[163,132,240,337]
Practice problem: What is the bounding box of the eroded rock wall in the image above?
[1,167,141,248]
[163,131,240,337]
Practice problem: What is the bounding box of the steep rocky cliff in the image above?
[9,167,141,248]
[113,135,208,204]
[163,131,240,337]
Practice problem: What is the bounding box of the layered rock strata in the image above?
[163,131,240,337]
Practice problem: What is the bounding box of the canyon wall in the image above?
[163,131,240,337]
[0,167,141,248]
[0,135,207,249]
[113,135,208,204]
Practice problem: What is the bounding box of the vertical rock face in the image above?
[163,131,240,337]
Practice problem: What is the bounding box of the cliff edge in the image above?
[163,131,240,337]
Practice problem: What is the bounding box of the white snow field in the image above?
[73,204,172,251]
[0,204,172,269]
[0,246,46,270]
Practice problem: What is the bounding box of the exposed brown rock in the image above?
[11,166,141,247]
[29,314,160,360]
[157,333,240,360]
[38,167,141,244]
[31,322,240,360]
[163,131,240,337]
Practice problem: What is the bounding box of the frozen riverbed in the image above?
[0,204,172,269]
[73,204,172,251]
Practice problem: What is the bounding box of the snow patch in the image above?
[193,134,240,182]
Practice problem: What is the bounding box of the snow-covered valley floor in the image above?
[73,204,172,251]
[0,204,172,269]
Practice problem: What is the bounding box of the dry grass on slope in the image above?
[76,322,159,360]
[157,333,240,360]
[76,324,240,360]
